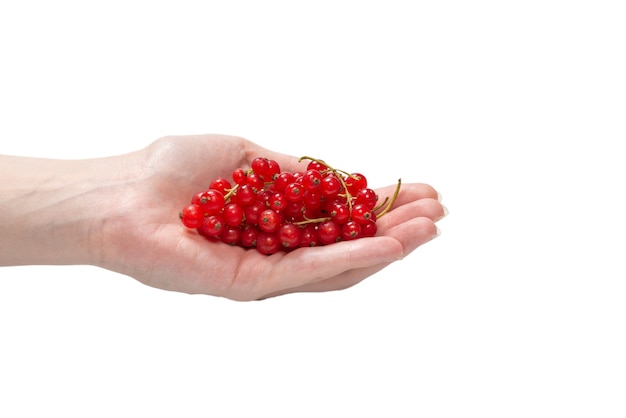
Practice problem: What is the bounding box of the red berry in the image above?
[299,224,319,247]
[302,169,323,192]
[292,171,304,182]
[256,189,272,205]
[355,188,378,210]
[345,173,367,195]
[303,206,323,221]
[317,219,340,245]
[329,202,350,225]
[285,201,305,221]
[341,220,362,241]
[201,214,225,237]
[284,182,304,202]
[256,232,281,255]
[247,172,265,190]
[193,189,225,216]
[220,225,242,245]
[232,168,248,185]
[268,192,288,211]
[223,203,244,227]
[272,172,295,193]
[243,201,265,225]
[321,173,342,199]
[266,159,281,181]
[180,204,203,229]
[307,160,328,171]
[277,223,301,248]
[251,157,270,179]
[208,177,232,195]
[351,203,373,225]
[240,226,259,248]
[235,184,257,206]
[360,220,378,237]
[302,190,322,210]
[259,209,281,233]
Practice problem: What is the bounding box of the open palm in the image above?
[99,134,444,301]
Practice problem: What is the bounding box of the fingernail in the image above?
[436,204,449,221]
[430,226,442,241]
[437,191,443,202]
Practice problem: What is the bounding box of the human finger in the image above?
[374,182,440,208]
[260,261,391,298]
[262,217,440,297]
[376,197,445,232]
[254,235,405,297]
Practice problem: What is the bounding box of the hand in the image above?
[98,134,445,300]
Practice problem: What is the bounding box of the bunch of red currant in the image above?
[179,156,400,255]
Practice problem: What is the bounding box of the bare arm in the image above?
[0,134,445,300]
[0,154,133,266]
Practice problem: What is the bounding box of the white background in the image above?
[1,1,625,417]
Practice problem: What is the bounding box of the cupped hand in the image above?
[98,134,445,301]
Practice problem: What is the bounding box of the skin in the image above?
[0,134,446,301]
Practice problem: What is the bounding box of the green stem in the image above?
[372,196,389,212]
[223,183,239,201]
[376,179,401,218]
[293,216,331,226]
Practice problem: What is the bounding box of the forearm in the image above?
[0,154,130,266]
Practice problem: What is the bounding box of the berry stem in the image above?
[372,196,389,212]
[293,215,331,226]
[223,184,239,201]
[375,178,401,218]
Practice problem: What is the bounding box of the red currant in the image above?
[258,209,281,233]
[284,182,304,202]
[272,172,295,193]
[351,203,373,225]
[235,184,257,206]
[355,188,378,210]
[193,189,225,216]
[247,171,265,191]
[345,173,367,195]
[180,204,203,229]
[329,202,350,225]
[240,226,259,248]
[321,173,342,199]
[232,168,248,185]
[317,219,340,245]
[299,224,319,247]
[277,223,301,249]
[201,214,225,237]
[302,190,322,210]
[256,189,272,205]
[266,159,281,181]
[307,160,328,171]
[243,201,266,225]
[302,169,323,192]
[341,220,362,241]
[208,177,232,195]
[220,225,241,245]
[256,232,281,255]
[284,201,305,221]
[223,203,244,227]
[251,157,270,179]
[360,220,377,237]
[268,192,288,212]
